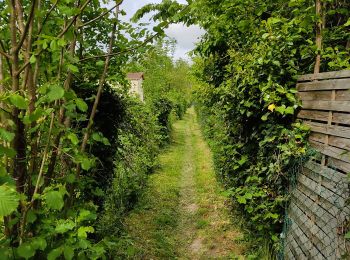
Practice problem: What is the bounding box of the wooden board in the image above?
[301,100,350,112]
[304,121,350,139]
[335,90,350,101]
[297,90,350,101]
[297,78,350,91]
[298,70,350,82]
[288,72,350,259]
[309,132,350,152]
[290,203,336,258]
[297,91,333,101]
[304,161,347,184]
[310,140,350,164]
[298,110,350,125]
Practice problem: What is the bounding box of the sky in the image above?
[118,0,204,60]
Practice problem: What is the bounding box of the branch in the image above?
[37,0,60,35]
[16,0,92,76]
[0,40,12,76]
[79,1,122,28]
[79,33,160,62]
[79,3,190,62]
[15,0,37,53]
[58,0,93,38]
[0,49,12,60]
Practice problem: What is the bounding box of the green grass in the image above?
[112,108,250,259]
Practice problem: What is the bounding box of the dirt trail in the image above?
[122,108,246,259]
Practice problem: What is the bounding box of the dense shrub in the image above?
[189,0,350,251]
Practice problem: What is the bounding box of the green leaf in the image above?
[0,129,15,142]
[0,167,15,186]
[0,145,16,158]
[31,237,47,251]
[236,196,246,204]
[285,106,294,115]
[29,55,37,64]
[102,137,111,146]
[238,155,248,166]
[77,209,97,222]
[64,246,74,260]
[50,40,57,51]
[9,94,28,109]
[47,85,65,102]
[92,132,102,142]
[96,60,104,67]
[344,18,350,27]
[55,219,75,233]
[75,98,88,112]
[77,226,94,238]
[0,185,19,217]
[26,210,37,224]
[67,64,79,73]
[17,243,36,259]
[67,133,79,145]
[275,105,286,115]
[48,247,63,260]
[45,190,64,210]
[81,158,92,171]
[261,113,269,121]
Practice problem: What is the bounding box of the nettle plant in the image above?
[0,0,172,258]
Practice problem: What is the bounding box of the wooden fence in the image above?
[284,70,350,259]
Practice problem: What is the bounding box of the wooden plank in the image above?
[332,112,350,125]
[292,188,336,232]
[329,136,350,152]
[336,90,350,101]
[327,157,350,173]
[304,161,348,184]
[298,110,329,122]
[309,133,350,152]
[303,163,348,194]
[289,221,314,259]
[290,204,336,258]
[301,101,350,112]
[298,110,350,125]
[301,167,345,197]
[297,78,350,91]
[310,140,350,164]
[304,121,350,139]
[297,180,348,218]
[309,132,326,143]
[289,206,329,259]
[297,91,333,101]
[297,173,346,207]
[288,231,308,260]
[285,246,295,260]
[298,70,350,82]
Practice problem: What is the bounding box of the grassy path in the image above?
[121,108,246,259]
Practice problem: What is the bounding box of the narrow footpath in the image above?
[122,108,246,259]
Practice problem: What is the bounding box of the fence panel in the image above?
[283,70,350,259]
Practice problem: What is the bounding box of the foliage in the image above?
[187,0,349,252]
[127,40,192,139]
[0,0,187,258]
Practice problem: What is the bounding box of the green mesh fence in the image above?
[280,150,350,259]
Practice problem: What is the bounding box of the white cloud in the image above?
[116,0,204,60]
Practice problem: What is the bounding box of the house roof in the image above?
[126,72,144,80]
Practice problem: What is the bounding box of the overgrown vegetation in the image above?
[188,0,350,253]
[1,0,349,258]
[0,1,190,258]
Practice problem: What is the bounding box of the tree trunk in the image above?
[314,0,322,74]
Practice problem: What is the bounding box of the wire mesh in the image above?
[280,151,350,260]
